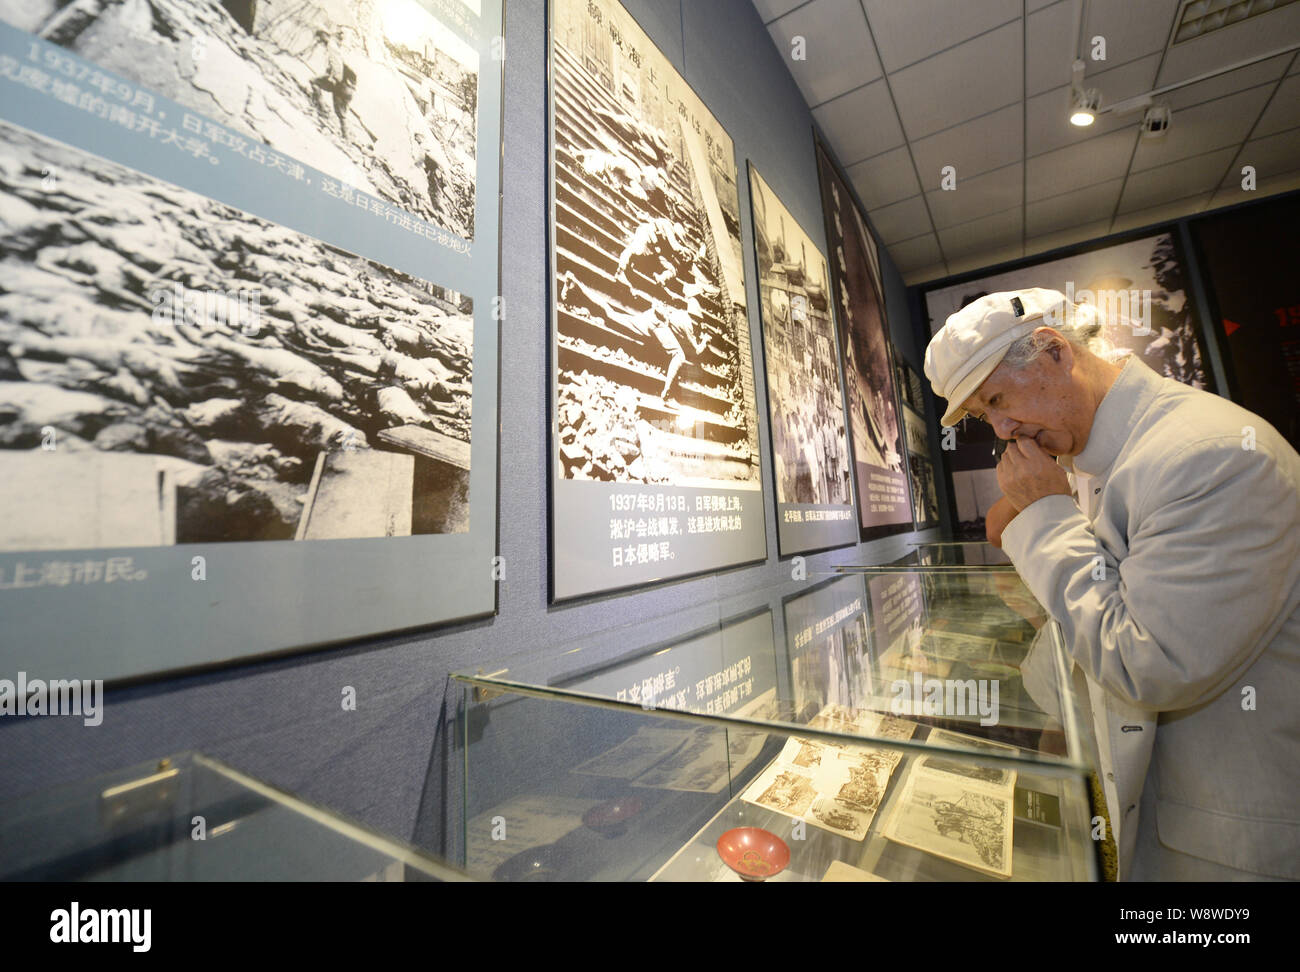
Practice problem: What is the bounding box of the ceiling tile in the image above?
[926,162,1024,229]
[1157,3,1300,87]
[1026,128,1136,201]
[1024,219,1115,261]
[1209,168,1300,210]
[890,21,1024,141]
[1028,0,1064,12]
[887,232,943,271]
[903,262,950,287]
[938,206,1023,259]
[946,240,1026,278]
[1026,0,1078,97]
[846,146,922,210]
[1117,148,1236,212]
[1164,53,1291,112]
[1026,178,1125,236]
[752,0,808,24]
[862,0,1021,74]
[1225,127,1300,185]
[910,103,1023,185]
[767,0,881,107]
[1026,54,1160,155]
[812,79,905,165]
[866,193,933,245]
[1129,85,1272,173]
[1110,192,1212,235]
[1254,75,1300,138]
[1083,0,1181,67]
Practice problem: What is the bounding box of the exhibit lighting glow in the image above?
[1069,87,1100,127]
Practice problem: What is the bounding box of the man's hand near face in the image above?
[996,437,1072,513]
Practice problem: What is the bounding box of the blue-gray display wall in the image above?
[0,0,945,862]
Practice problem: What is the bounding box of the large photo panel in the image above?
[814,139,912,538]
[549,0,766,600]
[0,0,503,680]
[747,164,857,556]
[922,230,1213,539]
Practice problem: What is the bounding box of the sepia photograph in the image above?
[883,770,1014,879]
[0,120,472,551]
[550,0,760,489]
[902,404,940,527]
[749,165,852,509]
[745,764,818,818]
[2,0,481,238]
[815,141,912,533]
[918,728,1019,797]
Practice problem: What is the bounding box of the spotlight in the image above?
[1141,104,1171,138]
[1069,86,1101,126]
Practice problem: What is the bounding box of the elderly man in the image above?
[925,288,1300,881]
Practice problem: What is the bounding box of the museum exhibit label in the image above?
[0,0,504,678]
[548,0,767,600]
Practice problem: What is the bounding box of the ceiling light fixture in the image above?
[1069,86,1101,126]
[1141,104,1172,138]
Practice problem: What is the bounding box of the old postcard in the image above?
[882,769,1014,879]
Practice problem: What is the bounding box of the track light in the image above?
[1069,86,1101,126]
[1141,104,1171,138]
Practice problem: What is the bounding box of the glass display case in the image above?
[452,557,1098,882]
[0,752,470,881]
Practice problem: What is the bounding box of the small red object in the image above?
[716,827,790,881]
[583,796,643,831]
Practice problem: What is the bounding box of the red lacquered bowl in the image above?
[716,827,790,881]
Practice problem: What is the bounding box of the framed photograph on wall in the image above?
[0,0,505,680]
[921,229,1214,539]
[547,0,767,601]
[814,137,913,539]
[748,163,858,556]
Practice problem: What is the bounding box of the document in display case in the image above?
[452,555,1097,882]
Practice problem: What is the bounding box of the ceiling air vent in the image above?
[1173,0,1299,43]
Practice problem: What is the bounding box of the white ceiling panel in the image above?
[862,0,1021,74]
[1117,147,1236,212]
[754,0,808,24]
[1157,4,1300,87]
[846,146,923,210]
[1024,218,1115,261]
[909,104,1024,185]
[1110,192,1212,235]
[947,240,1025,277]
[1083,0,1181,67]
[1026,178,1125,236]
[866,193,933,245]
[903,262,950,287]
[768,0,881,107]
[812,79,905,165]
[938,206,1023,259]
[1026,128,1136,201]
[890,21,1024,142]
[1026,0,1078,97]
[1253,75,1300,138]
[926,163,1024,229]
[887,232,944,271]
[1164,53,1291,112]
[1028,0,1064,12]
[1129,84,1273,173]
[1224,127,1300,184]
[1025,54,1161,156]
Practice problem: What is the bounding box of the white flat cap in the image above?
[924,288,1068,427]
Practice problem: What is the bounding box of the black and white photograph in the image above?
[883,769,1014,879]
[815,140,911,536]
[2,0,481,239]
[901,404,939,528]
[924,231,1214,539]
[0,119,472,551]
[550,0,759,489]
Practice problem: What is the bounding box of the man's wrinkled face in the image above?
[960,340,1092,457]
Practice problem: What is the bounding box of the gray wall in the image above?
[0,0,939,862]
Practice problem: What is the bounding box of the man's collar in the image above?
[1071,354,1160,476]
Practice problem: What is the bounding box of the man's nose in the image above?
[992,415,1019,439]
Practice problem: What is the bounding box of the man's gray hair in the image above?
[1002,300,1115,369]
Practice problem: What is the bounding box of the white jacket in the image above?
[1002,356,1300,879]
